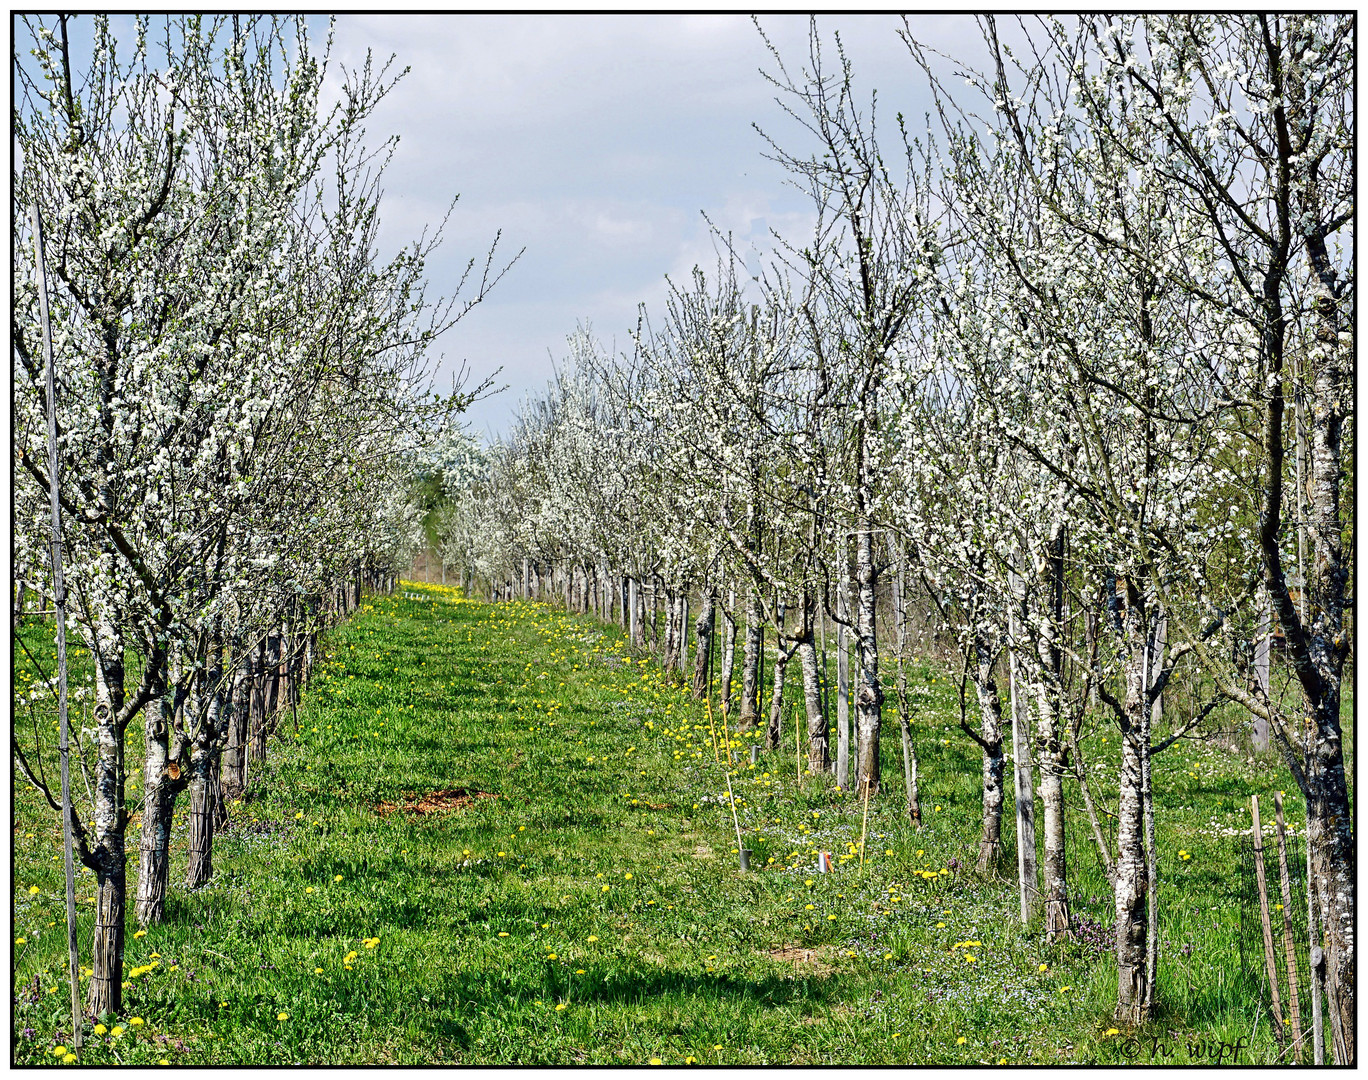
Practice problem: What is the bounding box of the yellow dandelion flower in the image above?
[957,1036,967,1045]
[277,1012,289,1021]
[129,1017,145,1027]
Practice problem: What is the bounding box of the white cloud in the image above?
[325,13,978,437]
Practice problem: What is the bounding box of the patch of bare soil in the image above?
[765,943,836,976]
[374,788,497,817]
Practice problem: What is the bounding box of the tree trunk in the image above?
[692,587,716,699]
[1307,697,1354,1065]
[13,574,27,630]
[853,525,883,797]
[1114,581,1152,1025]
[677,594,690,675]
[86,628,129,1020]
[220,655,251,806]
[972,640,1006,872]
[185,679,225,890]
[247,639,268,765]
[1007,577,1038,923]
[891,546,920,827]
[1149,610,1167,726]
[795,628,827,769]
[768,634,793,761]
[740,589,763,727]
[134,680,188,926]
[1034,523,1071,939]
[263,630,283,738]
[1252,594,1271,750]
[1277,226,1352,1062]
[1142,721,1158,1018]
[836,578,850,791]
[719,593,737,721]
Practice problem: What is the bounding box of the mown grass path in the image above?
[13,582,1337,1064]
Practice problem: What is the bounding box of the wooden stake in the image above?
[1273,793,1304,1060]
[858,775,872,874]
[33,202,83,1046]
[723,767,744,864]
[1251,796,1285,1040]
[1307,834,1325,1065]
[795,703,801,786]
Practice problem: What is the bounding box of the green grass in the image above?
[11,582,1350,1064]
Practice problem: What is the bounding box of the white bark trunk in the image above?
[836,579,850,791]
[1007,574,1037,923]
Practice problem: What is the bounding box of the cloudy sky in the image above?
[325,14,987,440]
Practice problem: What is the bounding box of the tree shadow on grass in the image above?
[422,961,840,1052]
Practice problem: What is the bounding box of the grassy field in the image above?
[11,581,1351,1065]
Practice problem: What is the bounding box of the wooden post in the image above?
[33,202,83,1045]
[858,775,872,873]
[723,767,744,868]
[1251,796,1286,1042]
[1307,835,1325,1064]
[1273,793,1304,1060]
